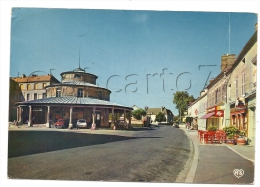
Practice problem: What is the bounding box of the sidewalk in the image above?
[181,126,255,184]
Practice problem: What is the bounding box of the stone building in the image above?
[15,67,133,128]
[227,28,257,145]
[12,73,60,101]
[10,74,60,122]
[145,107,174,123]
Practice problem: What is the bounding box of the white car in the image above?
[76,119,87,128]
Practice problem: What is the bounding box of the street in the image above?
[8,125,191,182]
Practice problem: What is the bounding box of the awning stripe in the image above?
[200,112,215,119]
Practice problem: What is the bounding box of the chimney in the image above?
[22,74,26,78]
[209,78,214,84]
[221,54,236,72]
[161,106,165,112]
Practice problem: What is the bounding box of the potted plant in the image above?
[236,130,247,145]
[223,126,239,145]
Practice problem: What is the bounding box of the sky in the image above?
[0,1,259,187]
[8,7,257,115]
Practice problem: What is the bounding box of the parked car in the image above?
[114,120,132,130]
[76,119,87,129]
[54,119,67,129]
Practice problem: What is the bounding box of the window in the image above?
[43,83,47,88]
[215,89,218,104]
[235,77,238,98]
[77,88,83,97]
[222,84,226,101]
[74,74,81,78]
[56,88,61,97]
[34,83,38,90]
[20,84,24,90]
[42,93,46,98]
[241,72,245,95]
[27,94,30,101]
[27,84,31,90]
[98,91,102,99]
[34,93,37,100]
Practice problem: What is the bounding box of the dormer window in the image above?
[74,74,81,78]
[77,88,83,97]
[98,91,102,99]
[56,88,61,97]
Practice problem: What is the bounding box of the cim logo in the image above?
[233,169,244,178]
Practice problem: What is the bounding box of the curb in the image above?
[183,128,199,183]
[224,144,255,163]
[176,128,198,183]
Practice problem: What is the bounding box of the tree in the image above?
[173,91,195,120]
[132,108,146,120]
[155,112,166,122]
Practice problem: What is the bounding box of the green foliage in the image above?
[223,126,239,139]
[132,108,146,120]
[173,91,195,117]
[239,130,246,137]
[155,112,166,122]
[186,117,193,123]
[207,125,217,132]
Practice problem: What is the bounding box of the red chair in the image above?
[215,131,226,144]
[204,131,215,144]
[199,130,205,143]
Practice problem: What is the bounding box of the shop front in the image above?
[200,105,224,130]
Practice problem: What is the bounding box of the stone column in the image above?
[16,107,19,122]
[19,106,23,125]
[91,107,96,130]
[46,106,50,128]
[69,106,73,129]
[124,109,126,122]
[128,110,132,125]
[112,107,114,125]
[28,105,32,126]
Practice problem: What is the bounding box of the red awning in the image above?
[200,112,215,119]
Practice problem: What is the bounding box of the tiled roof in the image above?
[12,75,59,83]
[146,108,173,115]
[46,81,111,92]
[16,96,133,110]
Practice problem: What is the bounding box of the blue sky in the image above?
[9,8,257,115]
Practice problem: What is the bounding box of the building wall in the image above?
[46,86,111,101]
[61,72,97,84]
[198,94,207,130]
[228,42,257,103]
[227,40,257,142]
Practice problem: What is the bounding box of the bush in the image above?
[132,109,146,120]
[223,126,239,139]
[155,112,166,122]
[207,125,217,132]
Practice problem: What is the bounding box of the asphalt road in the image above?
[8,125,191,182]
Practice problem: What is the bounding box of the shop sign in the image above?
[215,110,224,117]
[206,106,224,117]
[195,109,198,115]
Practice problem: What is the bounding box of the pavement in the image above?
[8,123,256,184]
[180,124,255,184]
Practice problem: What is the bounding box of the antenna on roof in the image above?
[50,69,55,75]
[79,47,81,68]
[228,12,231,54]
